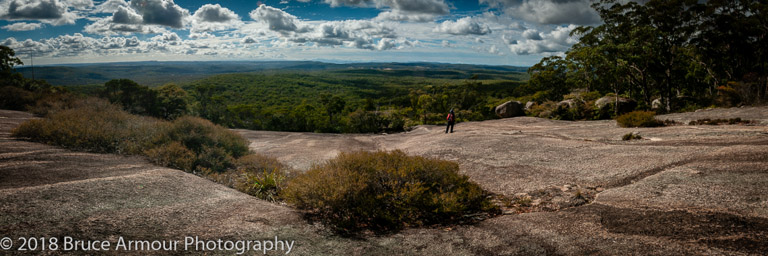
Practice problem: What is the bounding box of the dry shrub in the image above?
[12,98,250,173]
[204,154,289,202]
[153,116,249,172]
[12,98,159,153]
[622,132,642,141]
[283,150,498,234]
[0,86,34,110]
[27,92,82,117]
[144,142,196,171]
[616,111,663,128]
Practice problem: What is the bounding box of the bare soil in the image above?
[2,108,767,255]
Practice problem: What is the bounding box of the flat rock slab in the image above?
[2,108,768,255]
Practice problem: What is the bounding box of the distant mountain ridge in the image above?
[15,61,529,86]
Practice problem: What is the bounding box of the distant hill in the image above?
[15,61,529,87]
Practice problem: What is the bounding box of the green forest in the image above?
[2,0,766,134]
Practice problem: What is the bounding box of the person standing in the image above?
[445,108,455,133]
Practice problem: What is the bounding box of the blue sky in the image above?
[0,0,602,66]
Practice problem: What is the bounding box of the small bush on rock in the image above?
[616,111,663,128]
[622,132,642,141]
[283,150,499,234]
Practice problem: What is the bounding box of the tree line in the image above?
[529,0,767,112]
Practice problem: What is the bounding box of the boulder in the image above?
[651,98,663,110]
[595,96,637,114]
[495,101,525,118]
[524,101,535,111]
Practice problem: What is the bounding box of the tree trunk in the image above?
[614,87,619,117]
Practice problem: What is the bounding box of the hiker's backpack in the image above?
[446,113,454,122]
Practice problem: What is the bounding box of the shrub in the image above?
[160,116,249,158]
[622,132,642,141]
[12,98,159,153]
[0,86,34,110]
[12,98,251,173]
[237,168,286,202]
[27,92,82,117]
[144,142,196,171]
[715,85,741,107]
[283,150,499,234]
[527,101,557,118]
[206,154,290,201]
[616,111,663,128]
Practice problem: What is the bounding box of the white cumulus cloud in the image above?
[434,17,491,35]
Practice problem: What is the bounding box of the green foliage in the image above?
[155,83,189,119]
[527,56,572,102]
[622,132,643,141]
[283,150,499,234]
[102,79,158,116]
[150,116,249,172]
[99,79,189,120]
[527,101,558,118]
[0,45,22,79]
[525,0,768,113]
[616,111,663,128]
[179,72,525,133]
[206,154,290,202]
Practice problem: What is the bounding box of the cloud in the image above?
[64,0,91,10]
[84,16,169,35]
[316,0,449,21]
[290,19,397,50]
[151,32,180,42]
[2,21,42,31]
[94,0,127,13]
[481,0,600,25]
[130,0,188,28]
[507,24,578,55]
[193,4,238,23]
[509,21,525,31]
[191,4,241,32]
[85,0,189,35]
[112,5,141,24]
[522,29,541,40]
[377,0,448,15]
[249,4,308,33]
[434,17,491,35]
[242,37,256,44]
[488,44,502,55]
[0,0,78,25]
[244,7,408,52]
[323,0,372,7]
[501,34,516,44]
[374,10,435,22]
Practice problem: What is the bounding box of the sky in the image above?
[0,0,603,66]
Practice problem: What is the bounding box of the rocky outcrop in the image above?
[524,101,535,111]
[595,96,637,114]
[652,98,663,110]
[557,99,579,109]
[495,101,525,118]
